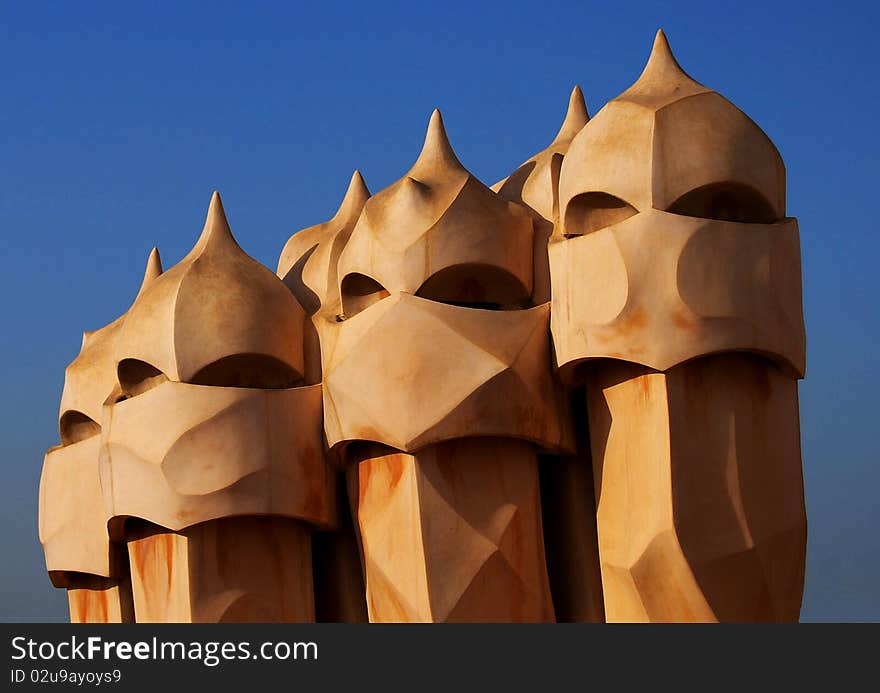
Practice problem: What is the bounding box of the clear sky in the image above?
[1,1,876,621]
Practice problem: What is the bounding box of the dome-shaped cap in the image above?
[559,30,786,236]
[338,110,535,307]
[115,192,305,386]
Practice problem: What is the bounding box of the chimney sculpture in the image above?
[99,194,332,622]
[40,30,807,623]
[549,31,807,621]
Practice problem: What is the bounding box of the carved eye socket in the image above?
[340,273,390,319]
[117,359,168,399]
[190,354,301,389]
[59,411,101,445]
[415,264,531,310]
[667,183,777,224]
[564,192,637,237]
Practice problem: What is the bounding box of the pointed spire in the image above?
[647,30,687,78]
[408,109,467,181]
[189,190,241,256]
[619,29,706,104]
[136,247,163,296]
[552,85,589,144]
[202,191,232,241]
[333,170,370,223]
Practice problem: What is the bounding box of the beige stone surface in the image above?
[127,517,314,622]
[101,382,330,532]
[39,438,111,578]
[558,32,785,220]
[115,193,305,386]
[318,112,572,621]
[550,30,805,377]
[320,112,572,456]
[586,354,806,622]
[101,193,331,623]
[67,583,134,624]
[323,295,573,454]
[103,193,331,531]
[544,31,808,623]
[337,111,535,310]
[550,209,805,378]
[352,438,554,622]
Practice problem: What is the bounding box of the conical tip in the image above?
[346,170,370,201]
[409,108,465,178]
[642,28,692,82]
[335,169,371,221]
[135,247,162,296]
[618,28,704,102]
[146,246,162,274]
[650,29,680,70]
[208,190,224,219]
[198,190,236,246]
[552,84,590,144]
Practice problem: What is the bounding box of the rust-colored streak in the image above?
[68,588,112,623]
[384,454,406,491]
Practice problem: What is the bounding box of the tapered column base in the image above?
[586,354,807,622]
[350,438,555,623]
[126,516,315,623]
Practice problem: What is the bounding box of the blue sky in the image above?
[1,0,877,621]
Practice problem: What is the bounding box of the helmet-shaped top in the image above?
[558,30,785,238]
[115,193,305,389]
[337,110,535,315]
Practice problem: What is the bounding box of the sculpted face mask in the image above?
[101,380,330,534]
[40,436,110,580]
[549,208,804,378]
[323,293,572,454]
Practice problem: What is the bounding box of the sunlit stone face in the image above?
[549,32,804,381]
[101,194,330,536]
[315,111,572,456]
